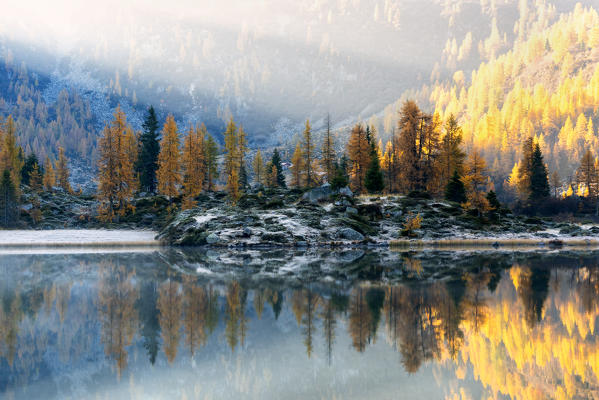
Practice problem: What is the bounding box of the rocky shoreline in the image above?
[157,184,599,248]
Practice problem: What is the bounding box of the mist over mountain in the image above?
[0,0,596,164]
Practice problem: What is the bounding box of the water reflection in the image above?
[0,251,598,399]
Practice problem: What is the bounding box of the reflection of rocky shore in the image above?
[1,252,599,399]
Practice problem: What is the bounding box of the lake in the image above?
[0,248,597,399]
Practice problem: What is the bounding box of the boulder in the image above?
[206,233,220,244]
[338,228,365,241]
[302,183,333,203]
[345,207,358,215]
[339,186,353,197]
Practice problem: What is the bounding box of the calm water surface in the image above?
[0,249,597,399]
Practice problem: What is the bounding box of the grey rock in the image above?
[206,233,220,244]
[339,186,353,197]
[338,228,365,241]
[242,227,252,237]
[302,183,332,203]
[345,207,358,215]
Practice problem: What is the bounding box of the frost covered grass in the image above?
[0,230,159,248]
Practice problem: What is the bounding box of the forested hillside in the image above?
[0,58,97,162]
[373,3,599,189]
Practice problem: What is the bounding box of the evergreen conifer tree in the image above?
[21,153,39,186]
[529,143,550,200]
[331,158,349,190]
[0,170,18,227]
[445,170,467,203]
[365,143,384,193]
[137,106,161,193]
[204,134,219,191]
[270,149,286,188]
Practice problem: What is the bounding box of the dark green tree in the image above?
[271,149,286,188]
[239,164,248,190]
[445,170,467,203]
[331,157,349,190]
[21,153,40,186]
[486,190,501,210]
[138,281,160,365]
[529,143,550,201]
[365,145,384,193]
[136,106,161,193]
[0,170,18,227]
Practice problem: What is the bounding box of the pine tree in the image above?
[486,190,501,210]
[136,106,161,193]
[331,158,350,190]
[271,149,286,188]
[55,147,72,193]
[266,162,278,188]
[444,170,467,203]
[529,143,550,201]
[291,142,303,188]
[253,150,265,186]
[365,142,384,193]
[302,120,316,187]
[157,115,182,199]
[0,170,17,227]
[347,124,370,194]
[204,133,219,191]
[43,156,55,192]
[321,114,336,183]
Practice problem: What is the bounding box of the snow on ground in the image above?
[0,230,159,246]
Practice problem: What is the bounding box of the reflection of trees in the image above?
[514,266,550,328]
[577,267,599,313]
[158,279,183,364]
[253,288,266,319]
[291,289,321,357]
[138,281,160,364]
[348,287,371,353]
[267,289,283,319]
[183,276,208,357]
[225,281,247,352]
[462,273,490,333]
[0,290,22,366]
[320,298,337,365]
[97,263,139,379]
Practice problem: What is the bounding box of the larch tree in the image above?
[321,114,336,183]
[97,107,138,221]
[136,106,161,193]
[516,137,535,200]
[396,101,432,192]
[181,125,206,210]
[157,115,182,200]
[463,149,490,216]
[347,124,370,194]
[29,162,42,192]
[0,116,24,190]
[43,156,55,192]
[237,125,248,190]
[252,150,265,186]
[290,142,303,188]
[55,147,72,193]
[550,171,561,197]
[576,149,598,198]
[439,114,466,189]
[223,117,242,203]
[302,120,316,187]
